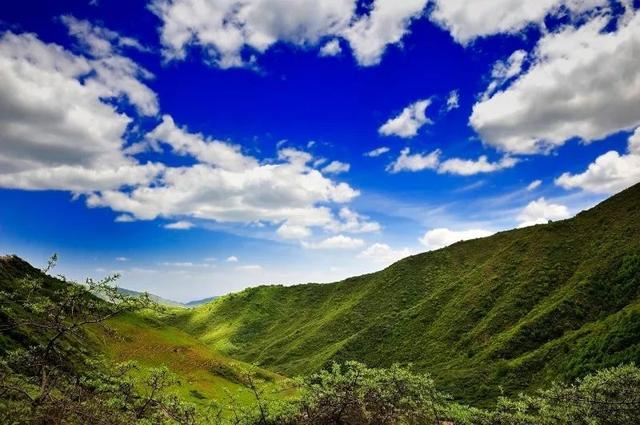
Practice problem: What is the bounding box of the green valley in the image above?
[165,182,640,405]
[2,182,640,423]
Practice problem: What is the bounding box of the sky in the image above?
[1,0,639,302]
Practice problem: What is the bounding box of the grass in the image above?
[90,310,287,412]
[164,183,640,406]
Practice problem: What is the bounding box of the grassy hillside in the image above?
[92,311,285,410]
[0,256,283,413]
[168,183,640,405]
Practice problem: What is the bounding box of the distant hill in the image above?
[114,288,218,308]
[168,183,640,405]
[114,287,186,307]
[185,296,219,307]
[0,256,282,411]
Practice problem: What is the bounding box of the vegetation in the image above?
[0,255,201,423]
[167,183,640,404]
[1,183,640,423]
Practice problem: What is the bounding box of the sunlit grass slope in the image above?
[168,183,640,405]
[91,311,284,410]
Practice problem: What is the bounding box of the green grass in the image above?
[165,183,640,406]
[90,310,286,411]
[2,183,640,409]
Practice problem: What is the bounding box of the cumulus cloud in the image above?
[555,128,640,194]
[471,13,640,154]
[236,264,263,271]
[527,180,542,191]
[341,0,428,66]
[386,148,440,173]
[321,160,350,174]
[86,118,360,234]
[164,220,195,230]
[358,243,413,265]
[379,99,431,138]
[419,228,494,251]
[482,49,527,99]
[430,0,607,44]
[319,39,342,56]
[517,197,570,228]
[61,15,147,56]
[386,149,516,175]
[302,234,364,250]
[364,147,390,157]
[276,223,312,239]
[325,207,380,233]
[438,155,518,176]
[226,256,239,263]
[0,29,161,192]
[152,0,427,68]
[445,90,459,111]
[0,27,364,242]
[146,115,257,171]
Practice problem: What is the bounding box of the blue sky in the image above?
[1,0,639,302]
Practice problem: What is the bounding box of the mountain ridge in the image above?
[167,183,640,405]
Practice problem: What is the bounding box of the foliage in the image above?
[167,183,640,404]
[189,362,640,425]
[0,255,197,424]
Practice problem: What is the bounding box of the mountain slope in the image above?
[0,256,282,411]
[169,183,640,405]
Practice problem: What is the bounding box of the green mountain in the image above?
[167,183,640,405]
[0,256,282,412]
[185,296,219,307]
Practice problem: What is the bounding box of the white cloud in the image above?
[527,180,542,191]
[471,13,640,154]
[446,90,459,111]
[115,214,135,222]
[226,256,239,263]
[387,149,516,175]
[419,228,494,251]
[87,118,360,231]
[364,147,390,157]
[483,49,527,99]
[164,220,195,230]
[325,207,380,233]
[115,256,129,262]
[303,234,364,250]
[319,39,342,56]
[321,160,350,174]
[517,197,570,228]
[341,0,428,66]
[61,15,147,56]
[555,128,640,194]
[379,99,431,138]
[152,0,426,68]
[151,0,355,68]
[0,30,161,192]
[358,243,413,265]
[159,261,207,267]
[430,0,607,44]
[386,148,440,173]
[146,115,257,171]
[438,155,518,176]
[276,223,311,239]
[236,264,263,271]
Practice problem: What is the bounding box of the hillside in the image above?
[168,183,640,405]
[0,256,282,412]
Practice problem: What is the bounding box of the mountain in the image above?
[114,287,186,307]
[0,256,282,411]
[185,296,219,307]
[167,183,640,405]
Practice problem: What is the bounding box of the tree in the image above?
[0,255,196,424]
